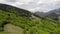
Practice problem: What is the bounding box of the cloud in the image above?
[6,0,17,2]
[0,0,5,3]
[0,0,60,12]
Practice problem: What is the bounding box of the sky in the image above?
[0,0,60,12]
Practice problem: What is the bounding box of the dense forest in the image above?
[0,4,60,34]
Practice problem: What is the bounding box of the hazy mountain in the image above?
[46,8,60,21]
[0,3,60,34]
[35,11,47,17]
[35,8,60,21]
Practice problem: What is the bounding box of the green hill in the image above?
[0,4,60,34]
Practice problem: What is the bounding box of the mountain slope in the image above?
[46,8,60,21]
[0,4,60,34]
[35,11,47,17]
[35,8,60,21]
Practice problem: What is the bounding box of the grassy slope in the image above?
[0,7,60,34]
[0,24,24,34]
[4,24,24,34]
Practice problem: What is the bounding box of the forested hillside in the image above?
[0,4,60,34]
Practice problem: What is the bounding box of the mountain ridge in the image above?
[35,8,60,21]
[0,3,60,34]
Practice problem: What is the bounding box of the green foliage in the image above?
[0,5,60,34]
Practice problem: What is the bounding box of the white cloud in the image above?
[6,0,17,2]
[0,0,60,12]
[10,2,24,6]
[0,0,5,3]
